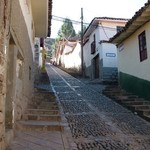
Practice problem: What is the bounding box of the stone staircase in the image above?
[102,85,150,122]
[15,89,64,132]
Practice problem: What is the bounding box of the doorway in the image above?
[93,54,99,78]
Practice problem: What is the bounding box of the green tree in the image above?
[58,18,76,39]
[44,38,55,59]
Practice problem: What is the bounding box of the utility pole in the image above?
[81,8,84,77]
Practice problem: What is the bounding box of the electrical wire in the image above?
[52,15,117,31]
[52,15,121,40]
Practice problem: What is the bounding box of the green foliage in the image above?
[45,38,55,59]
[52,18,77,57]
[58,18,76,39]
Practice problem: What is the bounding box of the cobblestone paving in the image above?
[46,65,150,150]
[66,114,117,138]
[60,101,93,114]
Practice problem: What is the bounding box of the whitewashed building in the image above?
[56,40,81,71]
[83,17,127,81]
[111,1,150,99]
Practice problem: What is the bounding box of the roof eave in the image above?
[110,1,150,44]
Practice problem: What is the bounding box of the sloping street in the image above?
[47,64,150,149]
[9,64,150,150]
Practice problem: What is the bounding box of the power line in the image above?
[52,15,117,31]
[52,15,89,25]
[52,15,119,39]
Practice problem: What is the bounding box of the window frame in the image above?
[138,30,147,62]
[91,34,96,54]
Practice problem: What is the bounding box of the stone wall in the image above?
[10,0,34,122]
[0,0,35,149]
[0,0,11,149]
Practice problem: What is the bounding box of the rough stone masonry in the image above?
[0,0,11,149]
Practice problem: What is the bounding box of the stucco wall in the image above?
[0,0,11,149]
[102,43,117,68]
[118,21,150,81]
[83,22,120,79]
[64,43,81,70]
[10,0,34,122]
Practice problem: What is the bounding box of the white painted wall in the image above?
[83,19,126,78]
[83,41,90,65]
[102,43,117,67]
[99,26,116,41]
[63,43,81,70]
[118,21,150,81]
[84,28,100,61]
[19,0,34,54]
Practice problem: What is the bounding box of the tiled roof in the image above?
[83,17,128,39]
[93,17,128,21]
[48,0,52,37]
[110,0,150,44]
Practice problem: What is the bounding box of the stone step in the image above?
[130,105,150,110]
[33,95,56,101]
[103,91,131,98]
[26,109,59,115]
[32,97,56,103]
[39,102,58,107]
[137,109,150,116]
[16,120,64,132]
[23,114,61,121]
[123,101,150,106]
[30,103,59,110]
[36,104,59,110]
[114,96,144,102]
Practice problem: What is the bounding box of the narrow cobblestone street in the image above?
[47,64,150,150]
[9,64,150,150]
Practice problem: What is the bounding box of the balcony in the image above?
[31,0,52,37]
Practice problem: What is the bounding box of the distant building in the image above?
[83,17,127,81]
[56,39,81,72]
[111,1,150,99]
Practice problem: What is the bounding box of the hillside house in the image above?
[111,1,150,100]
[83,17,127,81]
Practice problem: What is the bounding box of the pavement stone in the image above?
[8,64,150,150]
[47,64,150,150]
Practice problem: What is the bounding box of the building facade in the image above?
[83,17,127,81]
[0,0,52,149]
[57,40,81,71]
[111,1,150,100]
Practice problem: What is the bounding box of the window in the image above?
[91,34,96,54]
[138,31,147,62]
[29,66,31,80]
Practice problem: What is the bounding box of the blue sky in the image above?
[51,0,148,38]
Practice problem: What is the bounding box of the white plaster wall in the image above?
[10,0,34,121]
[90,28,101,59]
[118,21,150,81]
[99,26,117,41]
[102,43,118,67]
[19,0,34,54]
[64,43,81,69]
[83,20,125,78]
[83,41,91,68]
